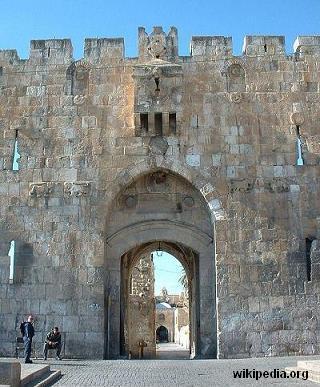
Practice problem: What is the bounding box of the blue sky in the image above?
[153,252,185,295]
[1,0,319,59]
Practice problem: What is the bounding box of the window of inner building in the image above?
[155,113,163,136]
[169,113,176,134]
[140,113,149,132]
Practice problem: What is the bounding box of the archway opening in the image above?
[120,241,197,359]
[156,326,168,343]
[105,168,217,359]
[154,250,190,359]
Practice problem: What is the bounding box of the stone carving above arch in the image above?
[146,171,169,192]
[107,157,227,221]
[147,33,167,59]
[64,181,91,197]
[29,182,54,197]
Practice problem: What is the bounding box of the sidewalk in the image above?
[46,354,320,386]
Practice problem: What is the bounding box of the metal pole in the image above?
[107,293,111,359]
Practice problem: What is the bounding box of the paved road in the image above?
[46,354,320,386]
[156,342,189,359]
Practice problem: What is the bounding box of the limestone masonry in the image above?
[1,26,320,359]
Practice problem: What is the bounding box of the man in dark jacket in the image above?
[21,315,35,364]
[43,327,62,360]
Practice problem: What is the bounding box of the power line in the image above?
[154,267,185,274]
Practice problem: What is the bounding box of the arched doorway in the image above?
[156,326,168,343]
[104,170,217,359]
[120,241,195,359]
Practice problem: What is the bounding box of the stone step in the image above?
[25,370,61,387]
[286,361,320,384]
[297,360,320,373]
[21,364,50,386]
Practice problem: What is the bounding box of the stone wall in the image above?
[0,26,320,358]
[128,255,155,358]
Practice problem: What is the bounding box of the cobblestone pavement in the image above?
[45,354,320,386]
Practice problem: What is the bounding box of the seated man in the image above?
[43,327,62,360]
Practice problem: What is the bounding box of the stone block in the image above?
[248,297,259,313]
[0,361,21,387]
[63,316,80,333]
[82,116,97,129]
[186,154,200,167]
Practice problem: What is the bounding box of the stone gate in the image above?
[1,27,320,359]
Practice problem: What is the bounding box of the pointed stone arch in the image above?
[105,156,227,222]
[104,156,222,359]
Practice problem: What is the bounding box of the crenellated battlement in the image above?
[293,36,320,56]
[190,36,232,58]
[0,27,319,65]
[29,39,73,64]
[242,36,285,56]
[84,38,125,62]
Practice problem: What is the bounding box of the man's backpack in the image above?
[20,322,25,337]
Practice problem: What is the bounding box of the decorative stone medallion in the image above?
[290,112,304,125]
[124,195,138,209]
[147,34,167,59]
[148,136,169,155]
[229,92,242,103]
[183,196,195,207]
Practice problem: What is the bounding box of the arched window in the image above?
[66,62,89,96]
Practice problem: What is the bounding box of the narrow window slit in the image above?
[306,238,314,282]
[8,240,16,284]
[140,113,148,132]
[295,125,304,165]
[12,130,20,171]
[155,113,163,136]
[264,44,267,53]
[154,77,160,92]
[169,113,176,134]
